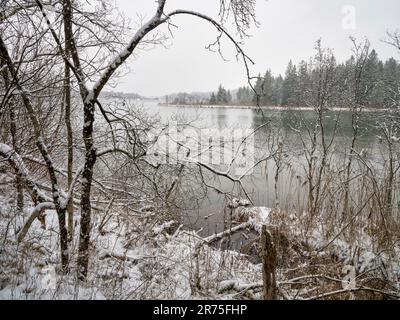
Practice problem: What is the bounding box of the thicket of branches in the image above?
[0,0,257,281]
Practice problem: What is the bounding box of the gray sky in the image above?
[113,0,400,97]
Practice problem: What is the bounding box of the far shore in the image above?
[157,103,390,113]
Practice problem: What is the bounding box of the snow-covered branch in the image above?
[17,202,55,242]
[91,4,166,101]
[0,35,63,209]
[0,143,51,203]
[163,9,256,94]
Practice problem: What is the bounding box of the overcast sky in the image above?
[113,0,400,97]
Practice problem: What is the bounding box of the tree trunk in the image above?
[77,101,96,280]
[63,0,74,241]
[8,99,24,215]
[58,208,69,272]
[261,225,277,300]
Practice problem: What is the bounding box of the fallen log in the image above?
[202,221,252,245]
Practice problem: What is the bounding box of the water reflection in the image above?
[144,101,388,235]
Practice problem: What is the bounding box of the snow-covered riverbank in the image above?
[1,192,399,300]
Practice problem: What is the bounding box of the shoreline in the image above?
[157,103,389,113]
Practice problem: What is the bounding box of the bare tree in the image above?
[385,31,400,52]
[1,0,258,280]
[342,38,372,218]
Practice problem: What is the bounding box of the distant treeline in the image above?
[234,48,400,108]
[163,46,400,109]
[164,92,209,105]
[101,91,142,100]
[164,86,233,105]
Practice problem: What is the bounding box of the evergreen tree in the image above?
[382,58,400,108]
[364,50,384,108]
[236,87,244,103]
[281,60,298,106]
[209,92,217,105]
[296,60,311,106]
[272,75,283,105]
[262,70,274,105]
[252,74,264,105]
[237,86,253,105]
[216,84,228,104]
[227,90,232,103]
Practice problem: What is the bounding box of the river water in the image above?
[142,100,389,235]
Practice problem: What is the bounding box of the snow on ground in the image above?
[0,193,261,300]
[1,190,399,300]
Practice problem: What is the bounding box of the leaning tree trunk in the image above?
[10,106,24,212]
[6,90,24,213]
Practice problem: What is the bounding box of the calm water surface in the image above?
[142,100,388,235]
